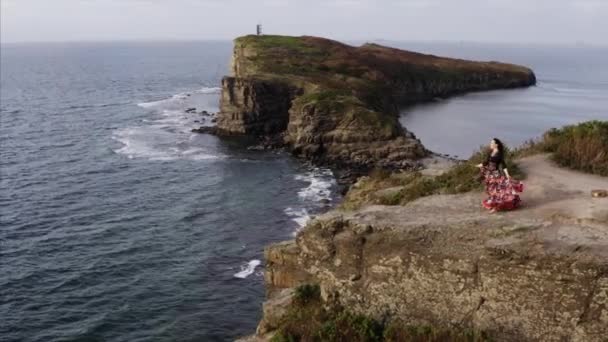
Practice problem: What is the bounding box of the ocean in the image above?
[1,40,607,341]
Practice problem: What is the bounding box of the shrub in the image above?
[545,121,608,176]
[513,120,608,176]
[293,284,321,305]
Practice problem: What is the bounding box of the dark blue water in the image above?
[0,42,337,342]
[393,42,608,157]
[1,41,607,342]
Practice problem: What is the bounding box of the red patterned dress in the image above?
[480,152,524,211]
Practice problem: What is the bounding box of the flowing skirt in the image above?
[481,167,524,211]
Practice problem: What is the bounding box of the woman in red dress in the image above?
[476,138,523,212]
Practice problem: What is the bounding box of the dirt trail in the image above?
[347,154,608,259]
[514,154,608,227]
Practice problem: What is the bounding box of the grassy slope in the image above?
[342,121,607,209]
[514,120,608,176]
[342,147,524,210]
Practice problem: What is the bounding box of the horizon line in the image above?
[1,37,607,48]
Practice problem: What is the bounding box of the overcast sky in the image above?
[1,0,607,45]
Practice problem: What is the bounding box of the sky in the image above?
[1,0,607,45]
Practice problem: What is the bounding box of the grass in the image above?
[383,322,492,342]
[293,284,321,306]
[513,120,608,176]
[230,35,535,153]
[237,35,325,55]
[342,121,607,210]
[342,147,524,209]
[293,90,399,137]
[234,34,534,113]
[270,284,492,342]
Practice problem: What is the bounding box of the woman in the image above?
[476,138,523,212]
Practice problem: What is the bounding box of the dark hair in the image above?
[492,138,505,155]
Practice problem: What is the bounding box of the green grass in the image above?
[237,35,322,53]
[513,120,608,176]
[383,322,493,342]
[237,35,328,77]
[270,284,492,342]
[343,121,608,210]
[293,284,321,306]
[343,147,523,209]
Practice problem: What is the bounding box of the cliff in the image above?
[254,154,608,341]
[200,35,536,172]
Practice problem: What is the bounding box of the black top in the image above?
[483,151,508,172]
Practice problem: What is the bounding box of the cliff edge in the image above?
[200,35,536,172]
[255,154,608,341]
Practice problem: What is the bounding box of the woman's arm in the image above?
[476,152,491,168]
[500,158,511,179]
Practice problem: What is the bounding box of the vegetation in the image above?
[513,120,608,176]
[233,34,534,127]
[293,284,321,306]
[342,147,524,209]
[341,120,607,210]
[271,284,492,342]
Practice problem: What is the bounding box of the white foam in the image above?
[282,168,336,235]
[294,168,335,202]
[284,207,311,232]
[137,93,189,109]
[137,87,221,109]
[195,87,221,94]
[234,259,261,279]
[112,108,224,161]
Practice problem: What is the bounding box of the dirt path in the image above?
[347,153,608,259]
[515,154,608,223]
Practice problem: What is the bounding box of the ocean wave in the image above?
[137,87,221,109]
[195,87,221,94]
[284,207,311,231]
[137,93,189,109]
[112,130,222,161]
[283,167,336,235]
[233,259,261,279]
[294,168,335,202]
[112,110,224,161]
[114,85,222,161]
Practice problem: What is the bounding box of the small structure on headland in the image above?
[256,24,262,36]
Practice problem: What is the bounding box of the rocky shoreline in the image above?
[251,153,608,342]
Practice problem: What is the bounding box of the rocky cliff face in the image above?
[253,153,608,341]
[203,35,536,172]
[261,193,608,341]
[216,77,301,135]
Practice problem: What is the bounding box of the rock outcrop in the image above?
[254,155,608,341]
[199,35,536,172]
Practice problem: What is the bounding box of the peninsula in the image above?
[194,35,536,174]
